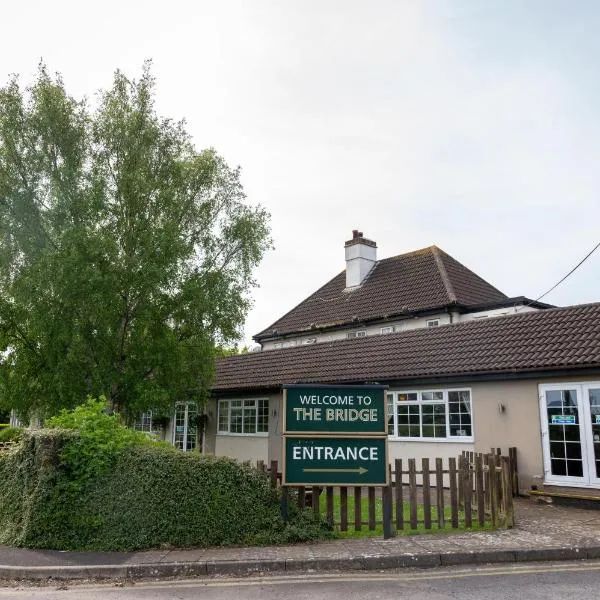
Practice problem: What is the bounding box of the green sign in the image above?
[283,436,388,486]
[283,384,387,435]
[551,415,576,425]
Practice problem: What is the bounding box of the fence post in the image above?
[458,453,464,510]
[436,457,445,529]
[502,457,515,528]
[280,486,289,522]
[368,487,376,531]
[298,486,306,511]
[489,454,498,528]
[354,486,362,531]
[422,458,431,529]
[312,486,320,515]
[509,447,519,496]
[326,487,334,528]
[270,460,278,489]
[449,457,459,528]
[475,453,485,528]
[382,483,395,539]
[395,459,404,531]
[408,458,418,529]
[340,487,348,531]
[461,455,472,528]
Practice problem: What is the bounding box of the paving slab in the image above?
[2,498,600,581]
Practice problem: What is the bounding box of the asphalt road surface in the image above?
[2,561,600,599]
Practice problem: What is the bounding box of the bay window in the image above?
[387,389,472,440]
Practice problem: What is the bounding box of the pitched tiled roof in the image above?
[216,303,600,393]
[254,246,507,340]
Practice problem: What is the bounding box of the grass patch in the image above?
[315,492,493,539]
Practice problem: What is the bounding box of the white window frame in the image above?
[217,398,269,436]
[387,388,473,442]
[381,326,394,334]
[426,319,440,328]
[347,330,367,339]
[133,410,162,436]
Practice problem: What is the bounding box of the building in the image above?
[254,231,550,350]
[203,232,600,495]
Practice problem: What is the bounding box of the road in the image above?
[2,561,600,599]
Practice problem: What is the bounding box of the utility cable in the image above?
[531,240,600,304]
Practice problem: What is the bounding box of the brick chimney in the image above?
[344,230,377,289]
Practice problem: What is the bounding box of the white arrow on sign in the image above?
[303,467,368,475]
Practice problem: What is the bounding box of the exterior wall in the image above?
[204,394,280,464]
[469,380,543,492]
[261,313,452,350]
[214,435,268,463]
[260,306,542,350]
[208,374,600,494]
[470,375,600,493]
[459,305,538,322]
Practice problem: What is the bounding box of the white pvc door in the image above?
[173,402,197,452]
[540,383,600,487]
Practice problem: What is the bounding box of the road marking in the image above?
[3,560,598,595]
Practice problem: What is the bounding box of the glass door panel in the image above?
[586,388,600,481]
[544,388,585,481]
[173,403,197,452]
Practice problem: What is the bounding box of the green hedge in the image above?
[0,427,22,442]
[0,429,331,551]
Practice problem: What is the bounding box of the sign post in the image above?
[281,384,394,538]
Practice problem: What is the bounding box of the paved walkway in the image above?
[1,499,600,580]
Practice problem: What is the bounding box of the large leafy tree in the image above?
[0,63,271,419]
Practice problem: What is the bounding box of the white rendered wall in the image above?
[214,434,268,464]
[260,306,542,350]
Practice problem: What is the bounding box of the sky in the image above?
[2,1,599,346]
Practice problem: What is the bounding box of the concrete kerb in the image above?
[2,545,600,581]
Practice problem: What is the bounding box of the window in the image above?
[133,411,163,436]
[387,389,472,440]
[218,399,269,435]
[302,338,317,345]
[347,330,367,339]
[426,319,440,328]
[381,326,394,334]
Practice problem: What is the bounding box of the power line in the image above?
[533,240,600,303]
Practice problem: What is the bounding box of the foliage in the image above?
[0,62,272,420]
[0,429,332,551]
[46,397,166,485]
[0,426,22,442]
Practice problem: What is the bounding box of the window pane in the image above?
[218,402,229,432]
[244,403,257,433]
[398,393,418,402]
[422,403,446,438]
[422,391,443,402]
[257,399,269,433]
[230,404,243,433]
[448,390,472,437]
[397,404,420,437]
[387,394,394,435]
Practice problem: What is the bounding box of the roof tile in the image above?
[217,303,600,392]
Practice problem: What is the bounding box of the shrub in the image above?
[46,397,166,487]
[0,403,332,550]
[0,427,23,443]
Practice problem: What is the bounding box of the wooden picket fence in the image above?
[257,447,517,533]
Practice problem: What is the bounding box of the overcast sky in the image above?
[2,1,599,346]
